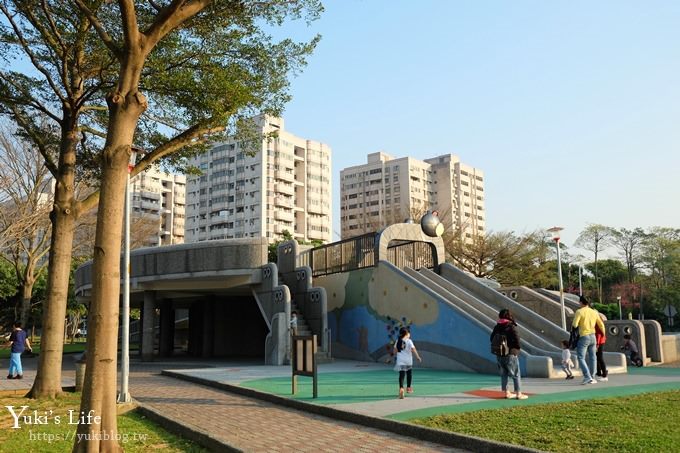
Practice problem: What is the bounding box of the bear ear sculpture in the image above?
[420,210,444,237]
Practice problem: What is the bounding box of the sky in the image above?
[275,1,680,254]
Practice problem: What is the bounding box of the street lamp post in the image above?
[616,296,622,320]
[548,227,567,330]
[578,264,583,297]
[118,147,137,404]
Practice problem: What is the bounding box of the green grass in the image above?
[0,341,141,359]
[413,390,680,453]
[0,342,87,359]
[0,393,206,452]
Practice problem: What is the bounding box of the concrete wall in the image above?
[603,320,648,365]
[314,261,502,375]
[75,238,268,289]
[642,320,664,363]
[499,286,575,327]
[662,334,680,363]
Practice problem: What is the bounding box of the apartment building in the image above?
[340,151,485,239]
[130,167,186,247]
[185,116,332,244]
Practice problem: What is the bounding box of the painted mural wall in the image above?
[316,262,503,374]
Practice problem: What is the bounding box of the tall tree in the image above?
[640,227,680,290]
[574,223,613,280]
[444,229,550,286]
[611,227,646,283]
[63,2,321,451]
[0,0,320,407]
[0,126,52,326]
[0,1,111,398]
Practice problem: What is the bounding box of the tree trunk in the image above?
[19,280,34,327]
[28,127,79,399]
[19,254,37,325]
[74,89,146,452]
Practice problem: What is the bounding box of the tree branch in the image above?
[143,0,211,51]
[0,4,67,104]
[9,106,59,177]
[133,121,225,175]
[78,125,107,138]
[71,0,122,60]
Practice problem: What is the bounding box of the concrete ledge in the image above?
[161,370,542,453]
[135,403,242,453]
[526,355,552,378]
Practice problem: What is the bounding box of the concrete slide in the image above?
[401,266,565,377]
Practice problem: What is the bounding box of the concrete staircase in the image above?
[290,301,312,336]
[291,300,333,364]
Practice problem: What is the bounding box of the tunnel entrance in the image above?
[184,295,269,359]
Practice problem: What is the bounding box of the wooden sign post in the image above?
[292,334,318,398]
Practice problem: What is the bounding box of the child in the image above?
[393,327,422,399]
[560,340,574,380]
[622,334,640,364]
[290,311,298,335]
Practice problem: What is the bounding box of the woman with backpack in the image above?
[393,327,422,399]
[490,309,528,400]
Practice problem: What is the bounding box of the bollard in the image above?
[75,352,86,392]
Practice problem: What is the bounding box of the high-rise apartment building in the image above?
[340,152,485,239]
[130,167,186,247]
[185,116,332,244]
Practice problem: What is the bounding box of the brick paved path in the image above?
[129,370,467,452]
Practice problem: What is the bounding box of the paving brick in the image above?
[128,370,464,452]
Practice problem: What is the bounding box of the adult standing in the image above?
[490,309,528,400]
[572,296,605,385]
[7,321,31,379]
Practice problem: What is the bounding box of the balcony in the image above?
[274,210,295,222]
[276,183,295,196]
[274,196,293,208]
[273,224,293,234]
[274,170,295,182]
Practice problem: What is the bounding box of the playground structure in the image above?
[74,221,678,376]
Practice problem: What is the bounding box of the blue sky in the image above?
[277,1,680,254]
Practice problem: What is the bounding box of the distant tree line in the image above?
[444,223,680,327]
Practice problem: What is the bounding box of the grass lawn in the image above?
[0,341,140,359]
[413,390,680,453]
[0,393,206,452]
[0,342,87,359]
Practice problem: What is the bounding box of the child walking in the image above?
[560,340,574,380]
[394,327,422,399]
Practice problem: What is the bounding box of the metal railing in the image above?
[308,233,376,277]
[387,240,436,270]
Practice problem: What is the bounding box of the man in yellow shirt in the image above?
[572,296,606,385]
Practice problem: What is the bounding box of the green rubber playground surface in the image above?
[627,365,680,376]
[240,369,498,405]
[240,365,680,420]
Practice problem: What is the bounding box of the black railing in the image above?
[387,240,435,271]
[305,233,437,277]
[309,233,376,277]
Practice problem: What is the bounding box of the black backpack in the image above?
[491,330,509,357]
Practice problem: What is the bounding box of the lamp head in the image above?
[547,226,564,242]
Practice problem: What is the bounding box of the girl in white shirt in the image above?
[393,327,422,399]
